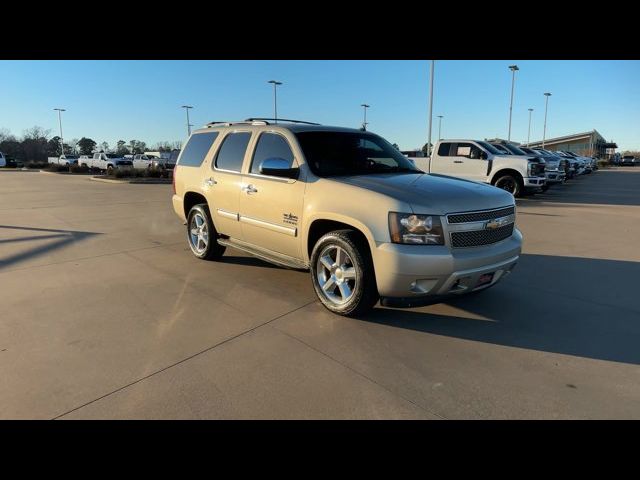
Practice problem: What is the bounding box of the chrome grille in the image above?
[447,206,514,224]
[451,224,514,248]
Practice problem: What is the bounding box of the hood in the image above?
[332,173,514,215]
[495,153,542,164]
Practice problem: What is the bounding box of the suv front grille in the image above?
[447,206,514,224]
[451,224,514,248]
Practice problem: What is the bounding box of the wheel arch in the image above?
[305,215,376,265]
[490,168,524,185]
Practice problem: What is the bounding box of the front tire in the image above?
[493,173,523,197]
[187,204,225,260]
[310,230,379,317]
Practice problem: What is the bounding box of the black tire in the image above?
[186,204,226,261]
[310,229,379,317]
[493,173,523,197]
[541,184,550,192]
[107,164,114,174]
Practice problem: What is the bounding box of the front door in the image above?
[447,142,490,182]
[239,132,305,260]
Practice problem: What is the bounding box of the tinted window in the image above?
[476,141,503,155]
[250,133,295,174]
[215,132,251,172]
[295,131,419,177]
[438,142,452,156]
[178,132,219,167]
[501,143,528,155]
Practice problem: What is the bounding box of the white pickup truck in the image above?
[132,154,159,170]
[410,140,546,197]
[48,155,79,165]
[78,153,133,171]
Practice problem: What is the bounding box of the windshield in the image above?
[295,131,421,177]
[491,144,512,154]
[64,155,79,159]
[476,141,503,155]
[501,143,528,155]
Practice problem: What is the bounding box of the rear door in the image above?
[206,130,253,240]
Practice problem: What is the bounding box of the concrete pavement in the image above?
[1,168,639,419]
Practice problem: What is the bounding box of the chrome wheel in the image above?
[316,245,358,305]
[189,212,209,254]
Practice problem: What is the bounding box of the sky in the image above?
[1,60,639,151]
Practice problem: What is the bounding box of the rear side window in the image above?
[438,142,452,156]
[250,133,295,174]
[215,132,252,172]
[177,131,219,167]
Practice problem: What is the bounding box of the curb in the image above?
[0,168,40,173]
[89,176,171,185]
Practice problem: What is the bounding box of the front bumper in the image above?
[545,170,566,184]
[523,176,545,187]
[373,228,522,304]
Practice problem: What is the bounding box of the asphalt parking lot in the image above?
[1,168,639,419]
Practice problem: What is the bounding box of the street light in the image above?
[53,108,65,156]
[268,80,283,123]
[426,60,435,158]
[507,64,519,141]
[526,108,533,147]
[437,115,443,140]
[542,93,552,148]
[360,104,370,130]
[181,105,193,136]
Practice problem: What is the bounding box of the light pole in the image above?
[526,108,533,147]
[268,80,283,123]
[361,104,370,130]
[181,105,193,136]
[437,115,443,140]
[427,60,435,158]
[53,108,65,156]
[507,64,519,141]
[542,92,552,148]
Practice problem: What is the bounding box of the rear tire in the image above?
[541,184,550,192]
[310,229,379,317]
[187,204,226,261]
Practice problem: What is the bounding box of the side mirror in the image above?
[259,158,299,179]
[480,151,488,160]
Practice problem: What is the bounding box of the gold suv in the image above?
[172,119,522,316]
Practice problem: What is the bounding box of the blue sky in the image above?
[1,60,638,151]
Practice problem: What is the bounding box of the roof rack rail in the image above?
[244,118,321,126]
[205,120,268,128]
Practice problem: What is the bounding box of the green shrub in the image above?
[69,165,89,174]
[45,164,70,172]
[26,161,48,169]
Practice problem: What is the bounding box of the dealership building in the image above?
[526,130,617,158]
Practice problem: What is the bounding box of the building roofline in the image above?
[527,129,605,146]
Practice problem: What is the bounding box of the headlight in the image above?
[389,212,444,245]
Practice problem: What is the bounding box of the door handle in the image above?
[242,184,258,194]
[454,160,464,163]
[205,177,217,186]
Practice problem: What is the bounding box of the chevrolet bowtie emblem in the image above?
[485,217,508,230]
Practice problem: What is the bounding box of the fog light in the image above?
[410,279,438,294]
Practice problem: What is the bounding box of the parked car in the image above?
[152,149,180,170]
[79,153,133,172]
[562,151,593,173]
[411,139,546,197]
[172,119,522,316]
[132,154,159,170]
[519,147,566,189]
[0,152,5,167]
[48,155,79,166]
[621,155,637,166]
